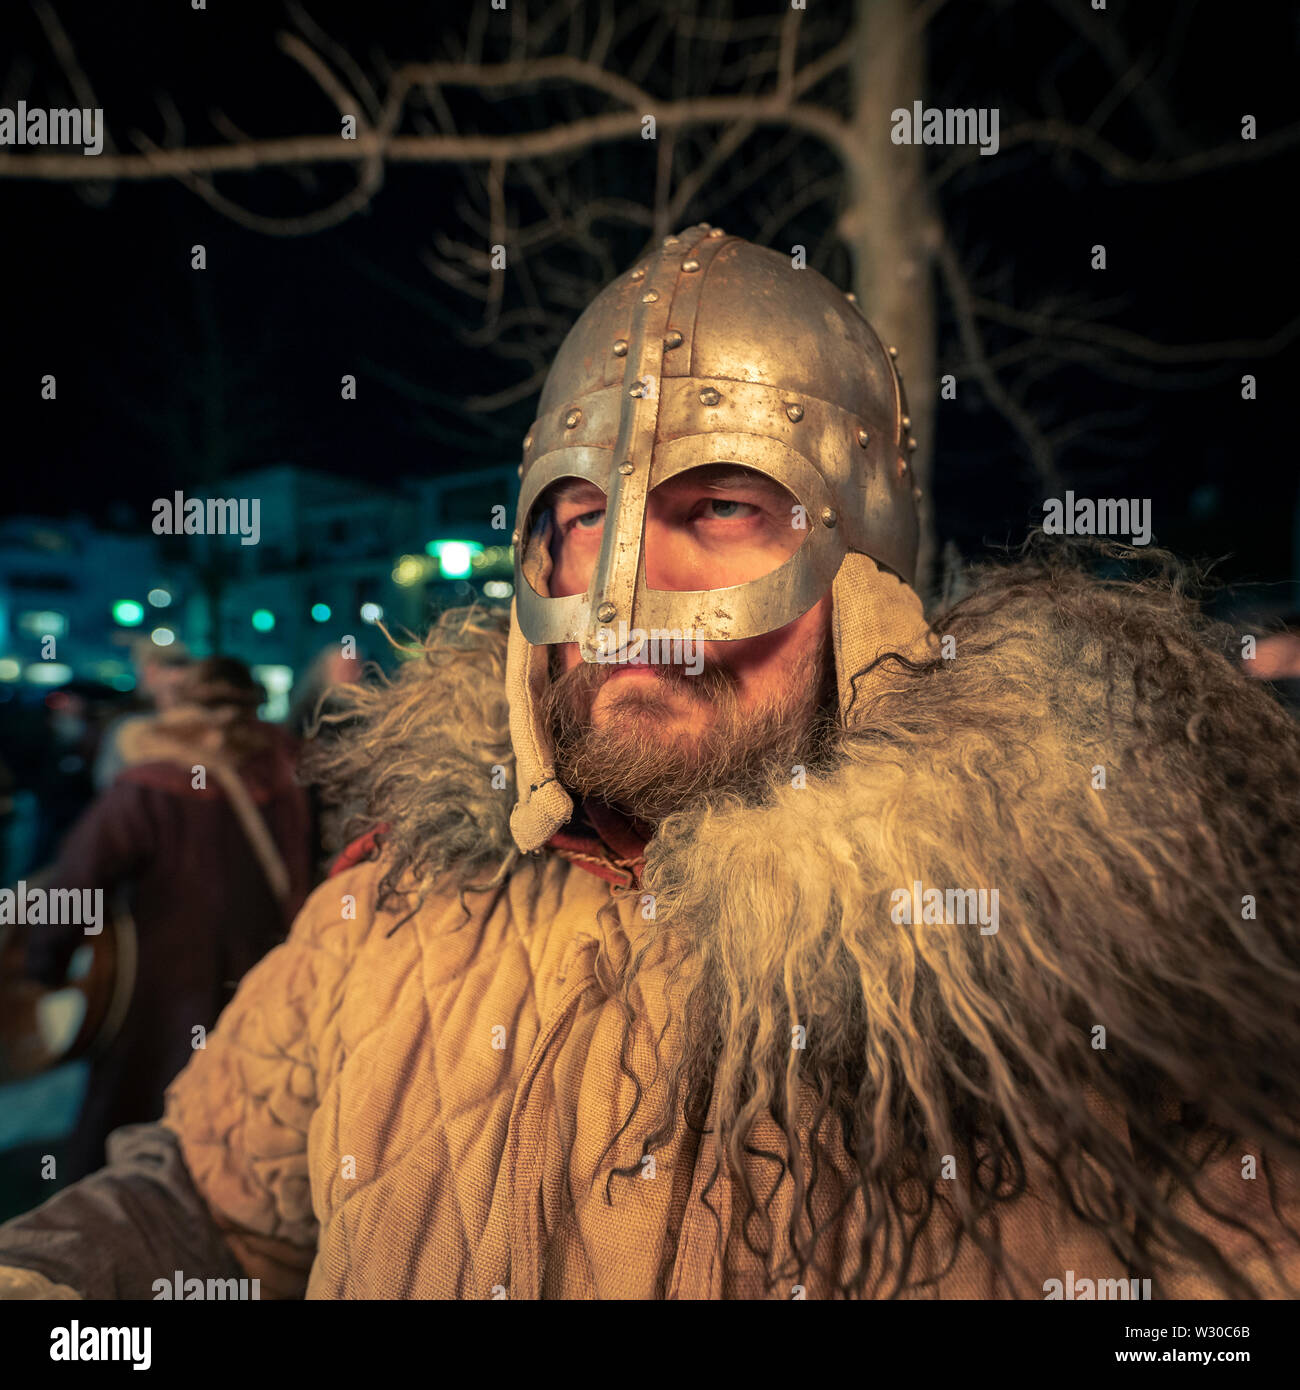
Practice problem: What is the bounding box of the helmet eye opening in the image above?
[520,476,608,601]
[641,462,810,595]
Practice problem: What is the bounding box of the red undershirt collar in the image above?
[544,795,654,889]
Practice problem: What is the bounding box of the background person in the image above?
[92,639,192,792]
[15,657,312,1182]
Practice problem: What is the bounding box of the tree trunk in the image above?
[840,0,941,602]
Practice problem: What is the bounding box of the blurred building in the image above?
[187,464,518,713]
[0,516,175,692]
[0,465,520,715]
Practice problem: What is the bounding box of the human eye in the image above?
[545,484,606,535]
[694,497,761,522]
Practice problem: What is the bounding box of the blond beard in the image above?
[540,633,839,825]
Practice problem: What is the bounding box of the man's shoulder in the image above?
[296,837,519,956]
[291,850,393,960]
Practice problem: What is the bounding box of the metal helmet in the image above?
[513,223,919,661]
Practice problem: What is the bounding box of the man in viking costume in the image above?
[2,226,1297,1300]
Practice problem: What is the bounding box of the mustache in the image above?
[548,648,739,703]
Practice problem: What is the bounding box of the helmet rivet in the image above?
[821,507,838,528]
[630,267,645,281]
[642,290,659,303]
[907,436,918,452]
[681,258,700,273]
[564,408,582,429]
[845,292,857,303]
[516,464,523,479]
[596,602,617,623]
[901,415,911,429]
[857,428,870,448]
[629,379,650,398]
[523,433,533,451]
[511,529,520,545]
[898,456,909,477]
[707,227,725,238]
[912,486,923,502]
[888,345,899,359]
[785,402,804,422]
[699,387,720,406]
[612,339,628,357]
[664,329,683,350]
[618,460,634,475]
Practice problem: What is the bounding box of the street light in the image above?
[425,539,483,580]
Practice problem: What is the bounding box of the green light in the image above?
[251,609,276,632]
[425,539,483,580]
[112,599,145,627]
[311,603,331,623]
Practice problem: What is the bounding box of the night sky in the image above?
[1,0,1296,599]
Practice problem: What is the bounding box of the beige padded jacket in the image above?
[160,841,1299,1300]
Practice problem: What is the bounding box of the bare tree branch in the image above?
[32,1,108,141]
[278,32,367,125]
[931,118,1300,189]
[971,298,1300,365]
[934,230,1061,493]
[1047,0,1188,150]
[0,97,852,186]
[465,365,551,412]
[32,0,114,204]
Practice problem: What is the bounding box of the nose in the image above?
[642,514,708,592]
